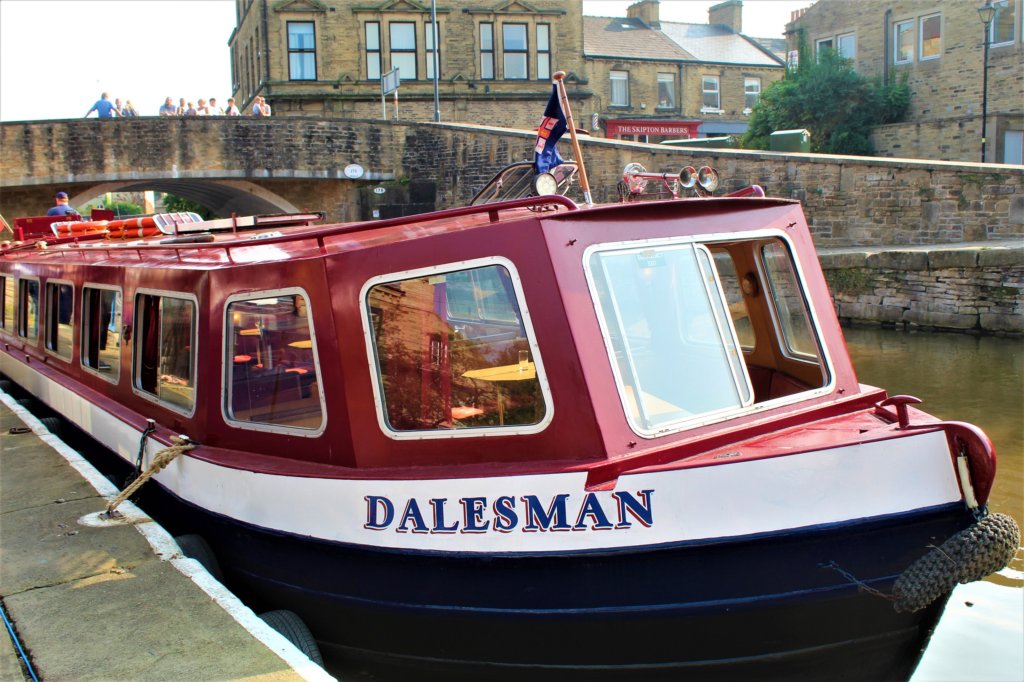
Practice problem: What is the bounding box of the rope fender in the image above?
[892,513,1020,613]
[104,436,196,516]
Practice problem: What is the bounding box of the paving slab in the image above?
[0,400,331,682]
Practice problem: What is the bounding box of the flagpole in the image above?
[552,71,593,206]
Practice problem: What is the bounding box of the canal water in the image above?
[843,327,1023,682]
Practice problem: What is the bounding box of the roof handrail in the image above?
[2,195,578,257]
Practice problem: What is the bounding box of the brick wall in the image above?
[820,244,1023,334]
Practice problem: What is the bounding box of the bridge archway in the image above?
[75,179,298,216]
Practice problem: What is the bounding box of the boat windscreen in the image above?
[471,161,577,205]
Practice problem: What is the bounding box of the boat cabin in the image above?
[1,196,858,477]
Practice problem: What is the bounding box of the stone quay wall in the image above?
[819,243,1022,335]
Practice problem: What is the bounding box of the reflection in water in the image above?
[844,328,1023,682]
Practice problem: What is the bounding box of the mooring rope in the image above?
[105,436,196,515]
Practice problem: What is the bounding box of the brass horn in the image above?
[679,166,697,189]
[697,166,720,193]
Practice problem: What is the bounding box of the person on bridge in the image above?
[209,98,224,115]
[121,100,138,117]
[225,98,240,116]
[46,192,79,217]
[159,97,176,116]
[85,93,117,118]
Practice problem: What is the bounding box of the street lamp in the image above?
[978,1,995,163]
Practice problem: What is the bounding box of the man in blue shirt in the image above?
[85,93,117,118]
[46,191,79,216]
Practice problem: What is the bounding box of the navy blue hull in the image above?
[135,478,969,681]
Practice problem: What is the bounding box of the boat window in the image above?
[17,280,39,340]
[45,282,73,360]
[761,242,821,360]
[225,292,324,432]
[711,250,754,350]
[366,263,548,434]
[82,287,122,380]
[587,242,753,436]
[134,293,195,412]
[1,276,14,331]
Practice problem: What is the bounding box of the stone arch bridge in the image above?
[1,117,1020,248]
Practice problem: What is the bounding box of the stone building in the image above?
[786,0,1024,164]
[228,0,784,140]
[229,0,587,128]
[584,0,785,143]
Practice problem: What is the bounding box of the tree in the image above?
[743,46,909,156]
[162,193,214,219]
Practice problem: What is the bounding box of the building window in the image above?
[134,293,196,413]
[536,24,551,80]
[17,280,38,340]
[990,0,1016,45]
[425,21,441,80]
[45,282,73,361]
[81,286,121,380]
[744,77,761,111]
[366,22,381,80]
[226,291,325,432]
[1,276,14,330]
[364,259,549,436]
[503,23,528,79]
[610,70,629,106]
[837,32,855,60]
[702,75,720,111]
[815,37,833,60]
[480,22,494,80]
[919,13,941,60]
[287,21,316,80]
[657,73,675,109]
[894,20,913,63]
[390,22,417,80]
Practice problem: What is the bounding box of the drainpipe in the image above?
[678,62,684,118]
[883,8,891,86]
[262,0,271,96]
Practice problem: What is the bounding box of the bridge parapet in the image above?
[2,117,1021,247]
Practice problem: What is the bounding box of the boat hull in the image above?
[138,478,966,681]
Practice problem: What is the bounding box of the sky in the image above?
[0,0,811,122]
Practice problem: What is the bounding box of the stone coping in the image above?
[818,240,1024,270]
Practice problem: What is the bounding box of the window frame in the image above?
[286,20,317,81]
[893,19,914,64]
[16,277,40,341]
[757,242,825,363]
[502,23,529,80]
[44,279,74,362]
[701,75,721,112]
[366,21,381,80]
[131,288,199,417]
[582,231,835,439]
[222,287,327,437]
[610,70,629,107]
[815,37,834,61]
[425,20,441,81]
[536,23,551,80]
[918,13,942,61]
[744,76,761,113]
[359,255,554,441]
[836,32,856,60]
[480,22,495,80]
[989,0,1016,46]
[389,21,418,81]
[657,72,675,110]
[1,275,15,332]
[80,283,122,384]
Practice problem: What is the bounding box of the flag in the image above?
[533,84,566,174]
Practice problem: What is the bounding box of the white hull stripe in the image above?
[2,355,964,554]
